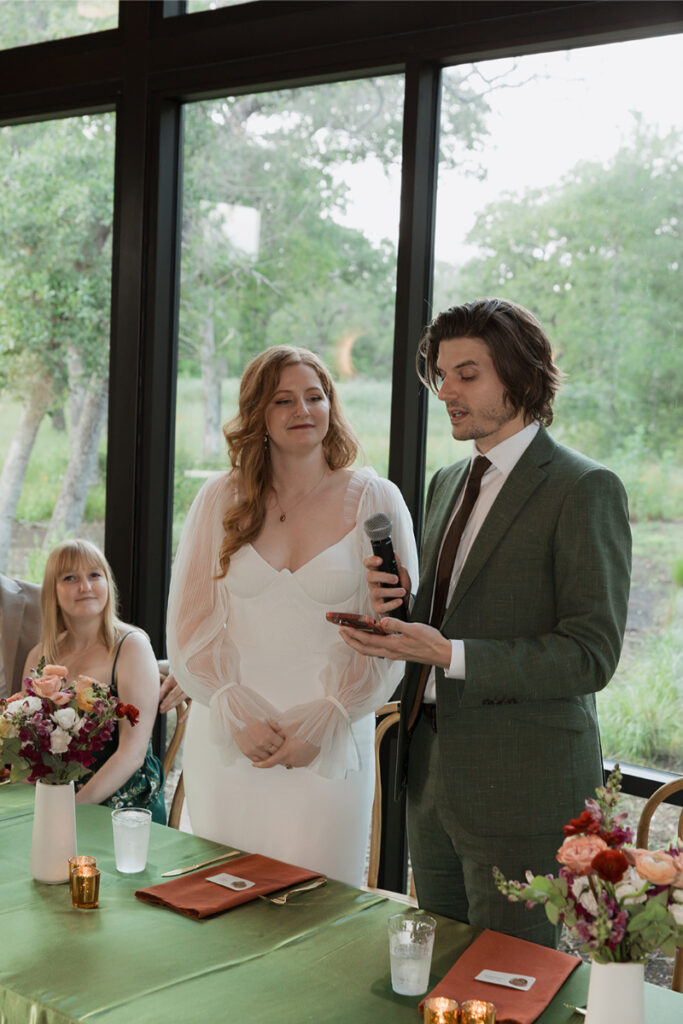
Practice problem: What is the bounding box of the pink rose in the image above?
[670,852,683,888]
[32,675,66,700]
[557,834,608,875]
[632,850,677,886]
[42,664,68,678]
[51,690,73,707]
[74,674,105,693]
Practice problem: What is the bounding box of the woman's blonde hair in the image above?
[218,346,359,576]
[41,539,125,662]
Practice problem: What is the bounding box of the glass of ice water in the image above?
[387,910,437,996]
[111,807,152,873]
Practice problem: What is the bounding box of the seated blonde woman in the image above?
[23,539,165,823]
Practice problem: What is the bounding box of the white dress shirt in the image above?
[423,421,539,702]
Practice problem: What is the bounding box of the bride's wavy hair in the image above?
[41,539,126,662]
[218,346,359,577]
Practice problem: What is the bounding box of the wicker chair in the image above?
[159,666,190,830]
[365,702,416,904]
[636,776,683,992]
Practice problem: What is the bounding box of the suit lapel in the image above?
[441,427,555,629]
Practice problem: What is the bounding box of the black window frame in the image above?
[1,1,681,886]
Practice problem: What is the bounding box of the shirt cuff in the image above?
[444,639,466,679]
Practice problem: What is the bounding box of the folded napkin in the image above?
[421,929,581,1024]
[135,853,321,919]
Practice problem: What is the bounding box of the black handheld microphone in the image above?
[363,513,408,621]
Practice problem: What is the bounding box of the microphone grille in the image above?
[364,512,392,542]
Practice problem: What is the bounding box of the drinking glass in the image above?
[387,910,437,995]
[111,807,152,872]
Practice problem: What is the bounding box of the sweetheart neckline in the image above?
[247,527,356,576]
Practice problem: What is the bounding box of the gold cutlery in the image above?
[161,850,241,877]
[259,877,327,904]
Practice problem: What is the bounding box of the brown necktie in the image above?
[407,455,491,732]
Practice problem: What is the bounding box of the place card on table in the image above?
[420,929,581,1024]
[135,853,321,919]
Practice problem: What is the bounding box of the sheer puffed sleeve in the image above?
[166,473,280,764]
[278,470,419,779]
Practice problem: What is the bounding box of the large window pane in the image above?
[0,1,117,49]
[173,76,404,545]
[431,36,682,772]
[0,114,115,580]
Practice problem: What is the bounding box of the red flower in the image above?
[563,809,601,837]
[125,704,139,725]
[115,702,139,726]
[591,848,629,883]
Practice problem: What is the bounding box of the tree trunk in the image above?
[67,348,88,434]
[46,376,108,546]
[0,387,52,573]
[200,314,223,460]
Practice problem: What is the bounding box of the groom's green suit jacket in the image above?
[395,426,632,844]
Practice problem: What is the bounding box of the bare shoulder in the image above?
[116,629,158,671]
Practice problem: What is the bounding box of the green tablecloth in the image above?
[0,780,34,821]
[1,789,680,1023]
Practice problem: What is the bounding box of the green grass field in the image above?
[1,377,681,770]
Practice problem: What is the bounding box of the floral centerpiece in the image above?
[494,767,683,964]
[0,657,138,785]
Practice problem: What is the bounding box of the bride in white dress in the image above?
[166,346,417,886]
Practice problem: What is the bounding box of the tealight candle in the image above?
[423,995,459,1023]
[68,855,97,896]
[71,866,100,909]
[460,999,496,1023]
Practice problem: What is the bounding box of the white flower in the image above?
[669,903,683,926]
[672,889,683,904]
[0,715,18,739]
[49,727,72,754]
[615,867,648,905]
[52,707,79,731]
[12,695,43,715]
[570,877,599,915]
[579,889,599,915]
[571,876,590,898]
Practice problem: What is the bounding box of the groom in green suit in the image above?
[341,298,631,946]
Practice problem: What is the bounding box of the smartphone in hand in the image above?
[326,611,388,634]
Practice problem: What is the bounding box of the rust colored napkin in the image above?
[420,929,581,1024]
[135,853,321,919]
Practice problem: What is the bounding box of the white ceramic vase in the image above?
[30,779,78,884]
[585,959,645,1024]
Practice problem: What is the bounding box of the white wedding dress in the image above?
[167,467,418,886]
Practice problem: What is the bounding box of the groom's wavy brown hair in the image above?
[217,346,359,577]
[417,297,564,426]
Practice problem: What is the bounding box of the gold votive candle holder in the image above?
[460,1000,496,1023]
[71,866,100,909]
[69,856,97,896]
[423,995,459,1023]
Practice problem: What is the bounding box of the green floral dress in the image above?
[86,631,166,824]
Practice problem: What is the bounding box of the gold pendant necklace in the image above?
[273,468,328,522]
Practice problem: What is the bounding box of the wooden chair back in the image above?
[367,702,415,902]
[159,668,189,830]
[636,776,683,992]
